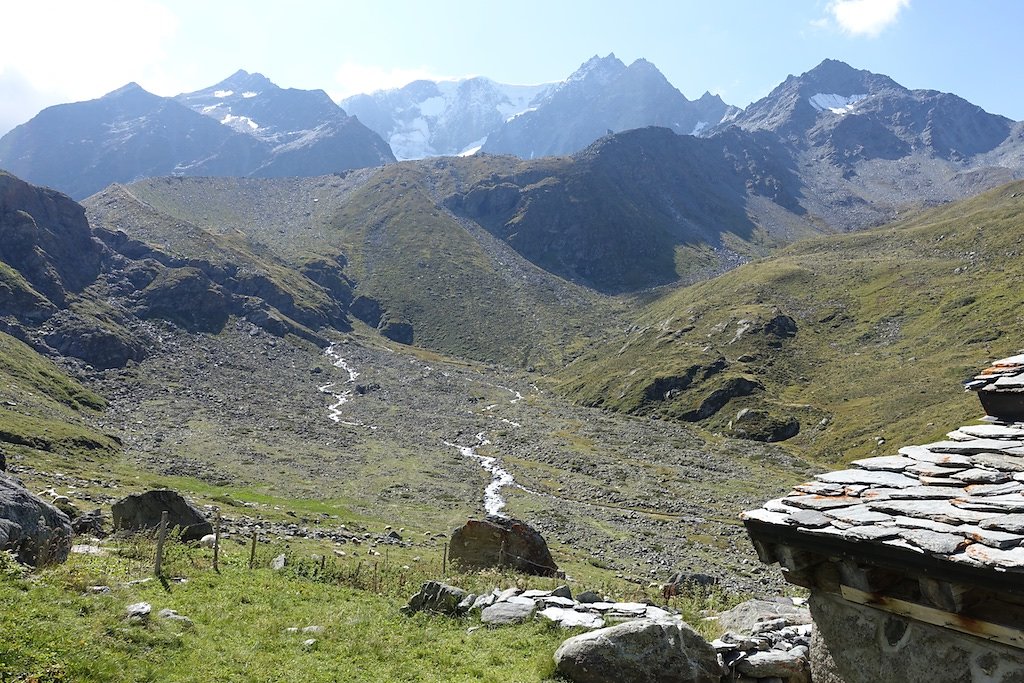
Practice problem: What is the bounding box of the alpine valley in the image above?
[2,54,1024,680]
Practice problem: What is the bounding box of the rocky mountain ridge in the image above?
[0,72,394,199]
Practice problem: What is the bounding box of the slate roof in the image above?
[743,352,1024,573]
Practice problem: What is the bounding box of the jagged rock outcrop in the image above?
[0,474,72,565]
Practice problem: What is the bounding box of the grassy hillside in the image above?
[0,331,118,466]
[560,180,1024,464]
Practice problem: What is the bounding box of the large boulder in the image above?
[553,618,721,683]
[0,474,72,565]
[450,517,558,577]
[111,489,212,542]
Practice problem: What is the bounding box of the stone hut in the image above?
[743,352,1024,682]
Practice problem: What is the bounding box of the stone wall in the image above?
[809,592,1024,683]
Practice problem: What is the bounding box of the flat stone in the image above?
[521,589,551,599]
[974,454,1024,473]
[792,482,846,496]
[965,481,1024,496]
[786,508,831,528]
[899,446,973,467]
[537,607,605,629]
[823,505,893,525]
[866,499,994,525]
[861,486,963,501]
[816,470,919,489]
[965,544,1024,569]
[735,650,808,679]
[953,494,1024,513]
[644,606,672,620]
[906,462,970,477]
[883,537,924,552]
[917,475,967,487]
[782,495,862,511]
[481,600,536,625]
[950,469,1012,484]
[538,595,577,608]
[842,525,901,542]
[925,439,1024,454]
[505,596,537,607]
[609,602,650,615]
[901,529,969,555]
[945,430,976,442]
[958,424,1024,439]
[981,515,1024,533]
[849,456,915,472]
[764,498,791,512]
[742,508,792,526]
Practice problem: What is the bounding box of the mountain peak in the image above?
[103,82,151,99]
[568,53,626,83]
[211,69,277,93]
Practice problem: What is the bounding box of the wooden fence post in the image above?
[249,531,258,569]
[442,542,448,576]
[154,510,169,576]
[213,509,221,573]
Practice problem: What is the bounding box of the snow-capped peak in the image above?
[809,93,868,115]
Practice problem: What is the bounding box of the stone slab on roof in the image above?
[743,416,1024,571]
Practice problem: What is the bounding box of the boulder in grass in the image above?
[0,475,72,565]
[554,618,721,683]
[450,516,558,577]
[401,581,468,616]
[111,489,212,542]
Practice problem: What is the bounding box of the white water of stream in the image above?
[317,344,368,427]
[445,432,516,517]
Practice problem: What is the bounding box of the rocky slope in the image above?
[0,73,394,199]
[719,59,1023,229]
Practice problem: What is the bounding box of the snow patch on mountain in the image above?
[341,77,556,160]
[214,90,234,98]
[221,114,259,132]
[809,93,868,115]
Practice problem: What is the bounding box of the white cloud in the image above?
[0,0,178,103]
[827,0,910,37]
[330,62,451,100]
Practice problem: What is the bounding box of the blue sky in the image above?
[0,0,1021,136]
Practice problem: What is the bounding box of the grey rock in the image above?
[552,584,573,600]
[71,508,106,537]
[980,513,1024,533]
[125,602,151,621]
[716,599,812,636]
[866,499,994,525]
[736,650,809,680]
[449,517,558,576]
[481,600,536,625]
[271,553,287,570]
[926,439,1024,454]
[577,590,603,603]
[849,456,914,472]
[816,470,919,488]
[554,619,720,683]
[538,606,605,629]
[901,529,968,555]
[0,475,72,565]
[823,505,892,525]
[157,608,193,627]
[402,581,467,616]
[111,489,212,542]
[951,468,1012,484]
